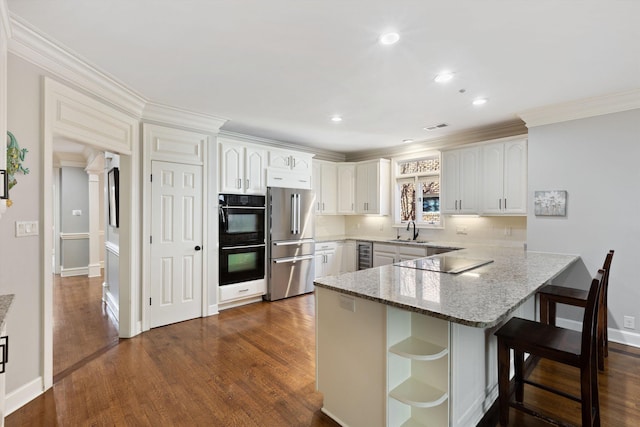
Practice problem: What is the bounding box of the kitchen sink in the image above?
[386,239,431,245]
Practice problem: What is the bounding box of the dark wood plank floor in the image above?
[7,276,640,426]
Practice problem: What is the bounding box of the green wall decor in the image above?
[6,131,30,204]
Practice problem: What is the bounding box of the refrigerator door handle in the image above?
[291,193,297,234]
[296,193,302,234]
[273,255,314,264]
[273,239,315,246]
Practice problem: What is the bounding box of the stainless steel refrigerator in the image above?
[265,187,315,301]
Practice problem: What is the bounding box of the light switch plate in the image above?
[16,220,39,237]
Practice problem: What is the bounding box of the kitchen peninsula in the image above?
[314,246,578,427]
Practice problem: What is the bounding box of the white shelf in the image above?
[389,377,448,408]
[389,337,448,361]
[400,418,427,427]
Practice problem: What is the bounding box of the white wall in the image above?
[527,109,640,346]
[0,53,42,394]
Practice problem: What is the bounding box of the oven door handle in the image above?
[218,205,228,232]
[221,244,266,250]
[273,255,314,264]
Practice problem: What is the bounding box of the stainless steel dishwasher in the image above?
[356,241,373,270]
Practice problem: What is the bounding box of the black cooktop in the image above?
[395,255,493,274]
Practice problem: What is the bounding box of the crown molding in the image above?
[218,130,346,162]
[8,15,147,118]
[0,1,11,40]
[518,89,640,128]
[142,102,228,134]
[345,120,527,162]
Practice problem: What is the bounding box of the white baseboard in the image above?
[5,376,43,416]
[87,263,101,278]
[103,289,119,320]
[207,304,219,316]
[556,317,640,348]
[60,266,89,277]
[320,407,348,427]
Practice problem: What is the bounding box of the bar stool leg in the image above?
[514,350,525,403]
[497,338,510,426]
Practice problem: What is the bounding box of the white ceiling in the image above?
[7,1,640,154]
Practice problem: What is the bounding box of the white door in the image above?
[150,161,203,328]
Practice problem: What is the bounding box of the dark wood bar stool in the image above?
[538,250,614,371]
[495,270,604,427]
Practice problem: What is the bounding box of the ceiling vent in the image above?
[423,123,449,131]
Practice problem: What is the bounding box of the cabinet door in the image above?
[312,162,323,214]
[245,146,267,194]
[373,251,395,267]
[291,152,313,173]
[320,162,338,214]
[269,149,292,170]
[341,242,357,273]
[337,164,356,214]
[355,163,370,213]
[503,140,527,214]
[458,147,479,214]
[315,252,326,278]
[441,150,460,213]
[219,142,243,193]
[480,143,505,214]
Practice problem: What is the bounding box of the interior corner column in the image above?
[87,171,101,277]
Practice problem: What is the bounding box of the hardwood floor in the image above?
[7,282,640,426]
[52,274,119,381]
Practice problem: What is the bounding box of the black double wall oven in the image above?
[218,194,266,286]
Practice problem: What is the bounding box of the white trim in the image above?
[8,15,146,118]
[207,304,219,317]
[59,232,89,240]
[103,285,119,321]
[5,376,43,416]
[143,102,226,135]
[87,263,101,278]
[320,407,349,427]
[60,266,89,277]
[556,317,640,349]
[219,130,337,161]
[518,89,640,128]
[0,0,11,40]
[105,241,119,256]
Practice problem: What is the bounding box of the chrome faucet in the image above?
[406,220,419,240]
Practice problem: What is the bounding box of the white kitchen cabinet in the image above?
[315,242,340,278]
[373,243,428,267]
[219,139,267,194]
[480,139,527,215]
[337,163,356,215]
[312,161,338,215]
[340,241,357,273]
[219,278,267,310]
[269,149,313,174]
[441,147,479,214]
[356,159,391,215]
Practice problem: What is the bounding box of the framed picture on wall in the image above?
[108,167,119,227]
[0,170,7,199]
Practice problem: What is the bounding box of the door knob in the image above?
[195,246,202,251]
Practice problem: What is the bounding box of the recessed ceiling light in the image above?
[402,139,414,144]
[331,115,343,122]
[472,98,488,106]
[379,32,400,45]
[423,123,449,131]
[434,72,454,83]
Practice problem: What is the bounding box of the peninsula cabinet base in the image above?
[315,286,535,427]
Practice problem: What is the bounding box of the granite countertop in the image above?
[0,294,15,328]
[314,246,578,328]
[315,235,465,250]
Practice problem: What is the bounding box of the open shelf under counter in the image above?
[389,336,448,361]
[389,377,448,408]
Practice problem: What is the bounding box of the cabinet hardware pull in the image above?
[238,289,249,293]
[504,198,507,209]
[237,178,242,189]
[292,157,296,168]
[455,200,458,210]
[322,202,325,210]
[460,199,462,210]
[499,198,502,209]
[246,179,249,189]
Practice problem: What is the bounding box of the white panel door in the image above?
[503,140,527,214]
[337,164,356,214]
[150,161,203,328]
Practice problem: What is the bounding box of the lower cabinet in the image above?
[219,278,266,310]
[373,244,429,267]
[315,241,357,278]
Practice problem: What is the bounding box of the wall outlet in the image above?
[623,316,635,329]
[456,226,468,235]
[504,226,512,236]
[16,221,39,237]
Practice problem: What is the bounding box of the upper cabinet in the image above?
[441,147,479,214]
[312,160,338,215]
[480,139,527,215]
[337,163,356,215]
[219,139,267,194]
[269,149,313,174]
[356,159,390,215]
